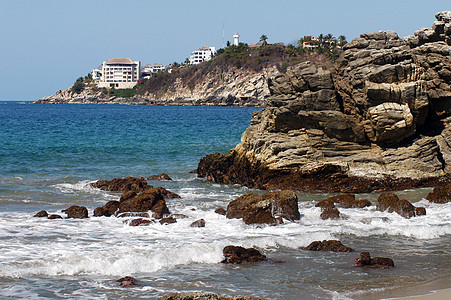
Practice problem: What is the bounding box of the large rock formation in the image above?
[198,12,451,193]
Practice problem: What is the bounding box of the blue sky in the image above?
[0,0,449,100]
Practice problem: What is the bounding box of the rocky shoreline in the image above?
[197,12,451,193]
[33,66,277,107]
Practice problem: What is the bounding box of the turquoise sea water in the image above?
[0,102,450,299]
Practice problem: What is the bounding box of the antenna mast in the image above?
[222,21,224,48]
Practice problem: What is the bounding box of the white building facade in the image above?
[98,58,141,89]
[233,32,240,46]
[189,46,216,65]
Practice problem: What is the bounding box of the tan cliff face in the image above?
[198,11,451,192]
[35,66,277,106]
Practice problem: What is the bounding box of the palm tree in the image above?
[338,35,347,47]
[318,34,324,46]
[259,34,268,46]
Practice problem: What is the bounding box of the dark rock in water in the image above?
[221,245,267,264]
[190,219,206,227]
[316,195,372,209]
[129,218,153,226]
[320,207,340,220]
[91,176,148,192]
[160,216,177,225]
[214,208,227,215]
[376,193,418,218]
[155,186,180,199]
[117,276,137,287]
[377,193,400,212]
[315,199,335,210]
[226,190,300,225]
[303,240,354,252]
[120,191,137,203]
[158,292,268,300]
[355,252,394,269]
[116,212,150,218]
[93,200,120,217]
[118,187,170,218]
[415,206,427,216]
[34,210,48,218]
[62,206,88,219]
[148,173,173,181]
[48,214,63,219]
[426,183,451,203]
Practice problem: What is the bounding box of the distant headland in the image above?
[34,33,347,106]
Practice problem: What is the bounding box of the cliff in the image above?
[197,11,451,193]
[34,66,277,106]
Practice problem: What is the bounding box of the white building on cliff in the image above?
[189,46,216,65]
[97,58,141,89]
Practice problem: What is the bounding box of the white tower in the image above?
[233,32,239,46]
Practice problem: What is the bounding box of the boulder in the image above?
[226,190,300,225]
[190,219,206,227]
[415,207,427,216]
[317,194,372,209]
[93,200,120,217]
[376,193,419,218]
[426,183,451,203]
[303,240,354,252]
[117,188,170,218]
[34,210,48,218]
[320,207,340,220]
[117,276,137,287]
[221,245,267,264]
[355,252,394,269]
[62,206,88,219]
[214,208,227,215]
[148,173,172,181]
[159,216,177,225]
[91,176,148,192]
[48,214,63,219]
[129,218,153,226]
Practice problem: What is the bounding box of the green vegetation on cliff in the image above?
[139,41,343,98]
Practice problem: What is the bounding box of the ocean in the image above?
[0,102,450,299]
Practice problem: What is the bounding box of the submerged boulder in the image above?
[117,276,137,287]
[303,240,354,252]
[320,207,340,220]
[190,219,206,227]
[226,190,300,225]
[221,245,267,264]
[355,252,394,269]
[148,173,173,181]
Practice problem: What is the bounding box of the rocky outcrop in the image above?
[303,240,354,252]
[355,252,394,269]
[117,276,137,287]
[376,193,424,218]
[221,246,267,264]
[226,190,300,224]
[198,12,451,193]
[34,66,276,106]
[190,219,206,227]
